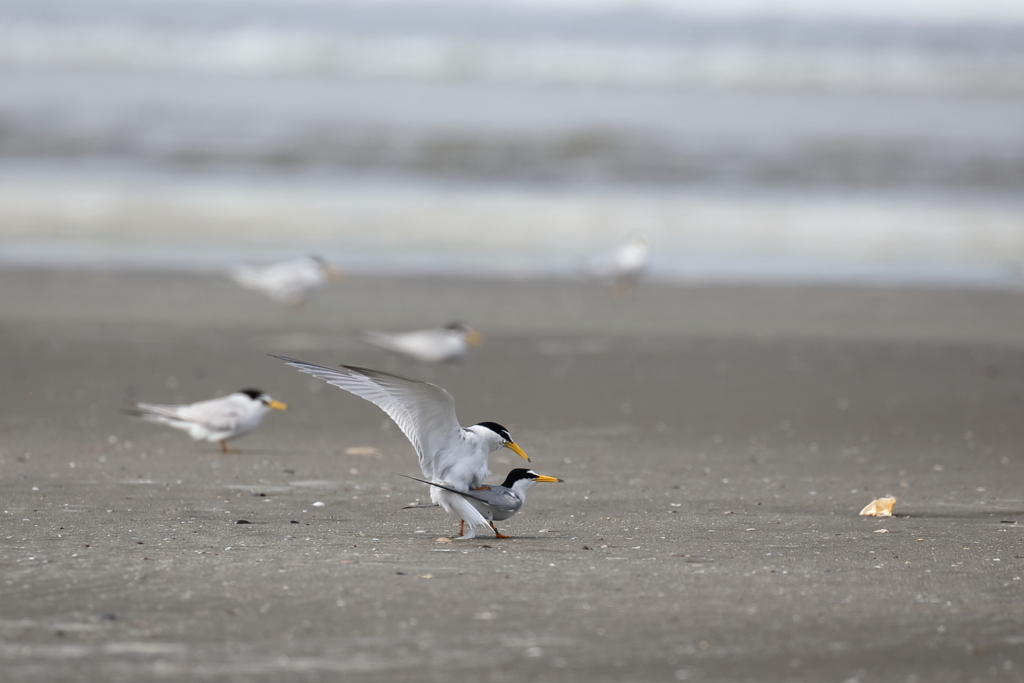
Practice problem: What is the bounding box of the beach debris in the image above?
[874,529,889,534]
[435,537,452,543]
[345,446,382,456]
[234,519,251,524]
[346,446,382,456]
[859,497,896,517]
[312,501,325,507]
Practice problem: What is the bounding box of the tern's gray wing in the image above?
[456,486,522,515]
[272,356,461,478]
[399,475,522,516]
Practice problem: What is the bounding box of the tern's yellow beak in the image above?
[532,474,563,483]
[327,267,344,282]
[465,329,484,347]
[267,400,289,411]
[504,441,530,462]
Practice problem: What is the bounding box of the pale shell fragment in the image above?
[859,497,896,517]
[345,446,382,456]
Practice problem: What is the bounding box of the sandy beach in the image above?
[2,269,1024,682]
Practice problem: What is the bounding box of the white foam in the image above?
[2,173,1022,286]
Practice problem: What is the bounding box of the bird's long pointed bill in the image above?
[505,441,530,462]
[465,330,484,347]
[533,475,563,483]
[267,400,289,411]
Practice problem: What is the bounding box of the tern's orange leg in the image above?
[220,440,229,453]
[458,519,465,537]
[489,522,510,539]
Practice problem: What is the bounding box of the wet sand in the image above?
[3,269,1024,682]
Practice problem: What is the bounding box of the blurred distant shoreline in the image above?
[2,0,1022,286]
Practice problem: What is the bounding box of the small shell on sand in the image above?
[859,497,896,517]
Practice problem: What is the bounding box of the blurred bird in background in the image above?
[581,234,650,295]
[611,234,650,296]
[230,255,342,308]
[360,322,483,364]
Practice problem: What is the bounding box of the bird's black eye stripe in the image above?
[239,388,263,400]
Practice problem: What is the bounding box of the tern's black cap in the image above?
[500,468,540,487]
[239,388,265,400]
[474,421,512,442]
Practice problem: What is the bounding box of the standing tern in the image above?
[270,355,531,537]
[125,389,288,452]
[402,468,563,539]
[230,255,341,308]
[360,322,483,364]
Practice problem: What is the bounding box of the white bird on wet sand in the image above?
[230,255,341,307]
[270,356,531,538]
[360,322,483,364]
[402,468,563,539]
[125,389,288,452]
[611,234,649,294]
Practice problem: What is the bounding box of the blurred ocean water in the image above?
[1,0,1023,283]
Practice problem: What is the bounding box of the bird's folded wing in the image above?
[174,396,246,431]
[458,487,521,514]
[272,356,461,478]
